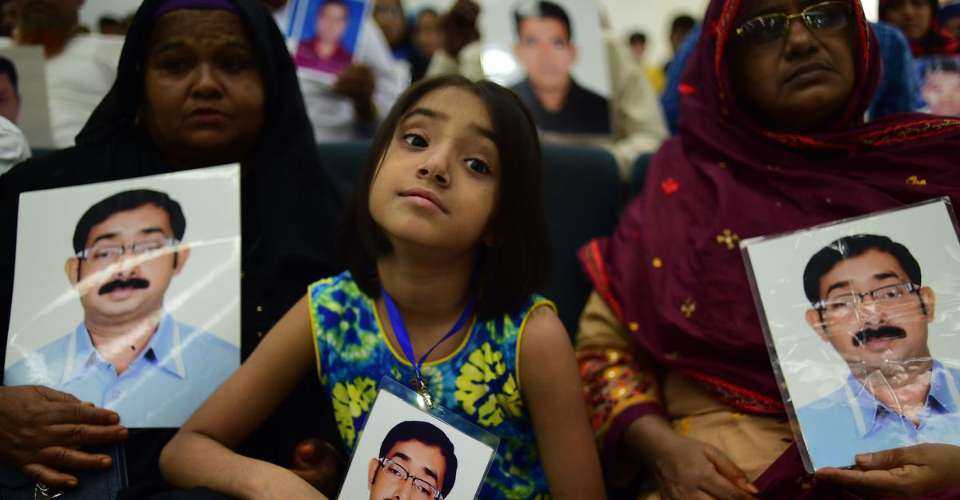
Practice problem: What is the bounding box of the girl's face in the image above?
[369,87,500,254]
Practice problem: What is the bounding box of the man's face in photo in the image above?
[317,2,348,45]
[515,16,576,91]
[805,249,935,371]
[368,439,447,500]
[66,203,189,326]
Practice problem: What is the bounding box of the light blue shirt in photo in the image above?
[796,361,960,469]
[3,313,239,428]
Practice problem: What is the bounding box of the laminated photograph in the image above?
[287,0,369,81]
[741,198,960,471]
[337,378,498,499]
[2,165,241,428]
[479,0,611,137]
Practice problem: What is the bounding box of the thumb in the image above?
[855,446,916,470]
[704,445,759,494]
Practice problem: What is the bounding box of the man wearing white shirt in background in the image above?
[269,0,407,142]
[4,0,122,148]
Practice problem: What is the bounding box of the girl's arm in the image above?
[160,295,326,500]
[520,305,606,499]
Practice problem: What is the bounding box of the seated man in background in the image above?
[3,0,122,148]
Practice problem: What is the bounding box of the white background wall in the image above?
[81,0,880,67]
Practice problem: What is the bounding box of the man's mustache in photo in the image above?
[99,277,151,295]
[852,325,907,347]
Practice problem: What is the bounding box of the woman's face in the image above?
[883,0,933,41]
[141,9,265,168]
[730,0,856,132]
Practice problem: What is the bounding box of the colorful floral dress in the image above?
[308,272,552,499]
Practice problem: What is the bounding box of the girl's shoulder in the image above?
[504,294,556,329]
[307,271,377,328]
[472,294,556,352]
[308,271,364,303]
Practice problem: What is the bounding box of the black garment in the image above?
[510,77,611,135]
[0,0,345,496]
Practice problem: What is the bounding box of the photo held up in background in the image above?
[288,0,369,80]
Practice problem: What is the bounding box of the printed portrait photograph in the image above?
[0,45,55,149]
[479,0,611,136]
[287,0,368,78]
[2,165,241,428]
[742,199,960,471]
[917,56,960,117]
[338,388,496,499]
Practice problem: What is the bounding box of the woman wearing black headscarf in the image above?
[0,0,345,497]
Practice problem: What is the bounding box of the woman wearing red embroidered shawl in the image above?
[576,0,960,498]
[880,0,960,57]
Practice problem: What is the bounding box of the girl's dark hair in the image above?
[338,75,550,320]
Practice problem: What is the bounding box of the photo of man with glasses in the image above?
[795,233,960,468]
[367,420,458,500]
[3,189,238,428]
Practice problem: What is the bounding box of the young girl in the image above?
[159,75,604,499]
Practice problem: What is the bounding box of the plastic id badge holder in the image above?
[741,198,960,472]
[337,377,500,499]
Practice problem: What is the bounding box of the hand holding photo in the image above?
[3,166,241,428]
[742,199,960,471]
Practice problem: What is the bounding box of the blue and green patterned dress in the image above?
[308,271,552,499]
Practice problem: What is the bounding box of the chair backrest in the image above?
[316,141,622,336]
[540,144,621,333]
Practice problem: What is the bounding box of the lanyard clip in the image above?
[414,376,434,408]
